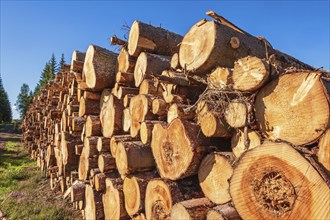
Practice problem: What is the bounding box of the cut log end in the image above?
[230,142,330,220]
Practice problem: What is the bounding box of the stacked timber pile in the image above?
[22,10,330,220]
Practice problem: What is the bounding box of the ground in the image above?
[0,123,81,220]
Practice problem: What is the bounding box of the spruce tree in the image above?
[15,83,32,119]
[0,75,13,122]
[60,53,66,70]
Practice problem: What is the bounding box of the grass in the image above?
[0,128,80,220]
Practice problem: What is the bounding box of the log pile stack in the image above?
[22,11,330,220]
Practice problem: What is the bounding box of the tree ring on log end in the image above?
[252,169,296,217]
[152,200,168,220]
[145,179,172,220]
[230,142,330,220]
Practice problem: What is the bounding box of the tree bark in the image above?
[78,97,100,117]
[134,52,170,87]
[171,197,215,220]
[116,71,135,87]
[110,135,137,158]
[84,184,104,220]
[206,203,241,220]
[128,20,183,57]
[70,50,85,73]
[115,141,155,177]
[96,136,110,153]
[98,153,116,173]
[179,20,314,74]
[71,180,86,202]
[85,115,102,137]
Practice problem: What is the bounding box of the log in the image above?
[224,101,248,128]
[231,128,261,158]
[145,178,203,220]
[134,52,170,87]
[318,129,330,172]
[129,94,157,138]
[171,197,214,220]
[117,86,139,99]
[170,53,181,69]
[206,203,241,220]
[115,141,155,177]
[78,149,98,181]
[78,97,100,117]
[128,20,183,57]
[198,111,231,138]
[96,136,110,153]
[151,119,211,180]
[71,180,86,202]
[84,184,104,220]
[151,98,168,116]
[122,107,131,133]
[83,44,118,90]
[207,67,232,89]
[83,136,99,158]
[140,121,166,145]
[198,153,234,204]
[179,19,314,74]
[230,142,330,219]
[232,56,270,92]
[102,178,129,219]
[117,47,136,73]
[94,172,107,191]
[70,50,85,73]
[139,79,163,96]
[255,72,329,145]
[100,94,124,138]
[167,103,195,123]
[123,172,156,217]
[83,91,101,101]
[98,153,116,173]
[85,115,102,137]
[116,71,135,87]
[110,35,127,46]
[75,144,84,155]
[123,94,135,108]
[132,213,146,220]
[110,135,137,158]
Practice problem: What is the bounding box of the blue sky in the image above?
[1,1,329,119]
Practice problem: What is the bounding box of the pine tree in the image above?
[49,53,58,75]
[60,53,66,70]
[0,75,13,122]
[15,83,32,119]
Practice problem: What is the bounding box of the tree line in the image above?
[0,74,12,123]
[9,53,66,121]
